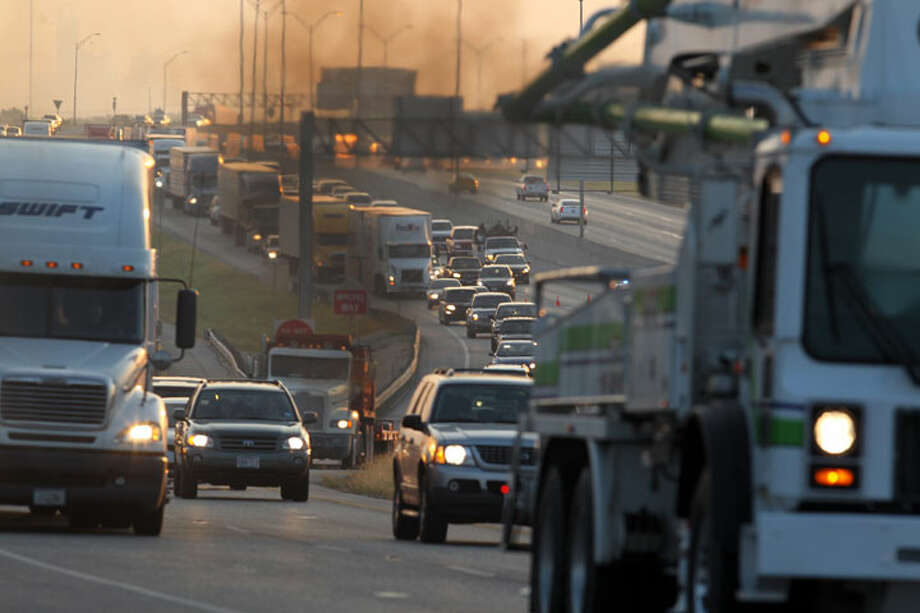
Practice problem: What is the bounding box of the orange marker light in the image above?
[45,261,58,269]
[816,130,832,146]
[814,467,855,488]
[71,262,84,270]
[122,265,135,272]
[20,259,33,267]
[780,130,792,145]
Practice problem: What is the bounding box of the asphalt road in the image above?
[0,160,680,613]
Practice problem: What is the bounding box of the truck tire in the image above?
[532,467,567,613]
[688,471,739,613]
[133,505,164,536]
[418,473,448,543]
[392,474,420,540]
[567,469,607,613]
[178,466,198,499]
[342,440,357,469]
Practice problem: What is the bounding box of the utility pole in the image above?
[521,39,527,89]
[579,0,584,32]
[239,0,245,124]
[280,0,286,137]
[453,0,462,177]
[298,112,315,319]
[28,0,33,118]
[290,11,342,112]
[354,0,364,164]
[263,9,269,132]
[250,0,261,153]
[163,51,188,116]
[73,32,101,124]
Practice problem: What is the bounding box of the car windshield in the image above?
[389,244,430,258]
[450,257,479,269]
[495,255,526,266]
[191,389,298,422]
[496,303,538,319]
[269,355,350,380]
[445,288,477,303]
[154,385,200,399]
[432,221,452,232]
[486,238,519,250]
[0,273,145,344]
[805,156,920,363]
[452,228,475,240]
[497,342,536,357]
[431,278,460,289]
[500,320,534,334]
[481,266,511,278]
[429,383,530,424]
[347,193,372,204]
[472,294,509,309]
[524,176,544,183]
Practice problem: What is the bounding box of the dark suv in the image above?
[477,264,516,298]
[445,256,481,285]
[438,286,482,324]
[173,380,316,501]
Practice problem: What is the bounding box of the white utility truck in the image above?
[0,138,197,536]
[500,1,920,611]
[347,206,432,295]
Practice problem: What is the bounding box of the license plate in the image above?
[33,488,66,506]
[236,456,260,469]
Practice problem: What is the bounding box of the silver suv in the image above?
[392,370,535,543]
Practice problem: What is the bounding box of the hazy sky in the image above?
[0,0,643,118]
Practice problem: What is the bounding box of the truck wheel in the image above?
[567,469,607,613]
[392,474,420,540]
[178,467,198,499]
[533,467,567,613]
[342,441,357,469]
[133,505,164,536]
[466,326,475,339]
[688,471,738,613]
[418,474,448,543]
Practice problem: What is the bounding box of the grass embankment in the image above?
[321,457,393,500]
[153,229,406,353]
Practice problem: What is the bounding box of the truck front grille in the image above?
[220,436,278,451]
[0,379,108,425]
[895,410,920,502]
[476,445,536,466]
[401,269,423,283]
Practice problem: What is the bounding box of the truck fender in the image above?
[680,402,752,551]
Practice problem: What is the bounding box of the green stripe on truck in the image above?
[768,417,804,447]
[561,322,623,352]
[534,361,559,386]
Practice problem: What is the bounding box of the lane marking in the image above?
[225,525,250,535]
[374,591,409,599]
[316,544,351,553]
[297,515,319,520]
[0,547,241,613]
[440,322,471,368]
[446,565,496,578]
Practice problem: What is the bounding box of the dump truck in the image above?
[217,162,281,250]
[167,146,219,216]
[262,322,393,467]
[347,206,432,295]
[499,1,920,611]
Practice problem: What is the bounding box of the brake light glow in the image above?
[122,265,135,272]
[20,259,33,267]
[500,484,510,495]
[71,262,84,270]
[45,261,58,269]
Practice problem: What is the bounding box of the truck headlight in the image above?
[283,436,306,450]
[485,254,495,261]
[445,304,456,312]
[118,423,161,443]
[188,196,198,205]
[522,266,530,274]
[336,419,353,429]
[452,272,462,278]
[813,409,857,455]
[506,279,515,286]
[435,444,473,466]
[471,313,479,321]
[188,433,213,448]
[154,178,164,188]
[429,292,439,300]
[253,233,262,241]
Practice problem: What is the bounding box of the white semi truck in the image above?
[500,1,920,611]
[347,206,432,295]
[0,138,197,535]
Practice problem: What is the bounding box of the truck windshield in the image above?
[452,228,475,240]
[805,156,920,364]
[0,273,144,344]
[486,238,519,250]
[191,389,297,422]
[430,383,530,424]
[389,244,430,258]
[432,222,452,233]
[318,233,348,246]
[270,355,350,380]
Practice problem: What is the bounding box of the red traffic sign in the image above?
[334,290,368,315]
[274,319,314,344]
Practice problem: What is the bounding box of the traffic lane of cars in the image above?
[0,484,528,613]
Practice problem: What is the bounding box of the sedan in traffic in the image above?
[438,286,481,325]
[477,265,517,299]
[490,317,536,354]
[550,198,588,224]
[491,340,537,370]
[466,292,513,338]
[445,256,481,285]
[428,278,462,308]
[493,253,532,284]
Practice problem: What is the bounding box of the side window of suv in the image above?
[406,382,428,417]
[419,383,439,422]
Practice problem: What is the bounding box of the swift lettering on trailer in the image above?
[0,202,105,219]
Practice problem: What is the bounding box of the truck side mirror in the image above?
[301,411,318,424]
[172,408,186,423]
[175,289,198,349]
[401,414,422,431]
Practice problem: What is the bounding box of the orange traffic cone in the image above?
[586,293,591,303]
[555,296,561,307]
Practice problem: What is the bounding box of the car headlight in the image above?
[336,419,353,429]
[813,409,857,455]
[529,361,537,370]
[429,292,439,300]
[388,274,396,285]
[188,196,198,205]
[452,272,462,278]
[283,436,306,450]
[445,304,456,312]
[522,266,530,274]
[486,254,495,261]
[117,423,162,443]
[471,313,479,321]
[506,279,515,286]
[434,444,473,466]
[188,433,213,448]
[253,233,262,241]
[154,178,164,188]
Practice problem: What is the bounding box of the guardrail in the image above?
[205,329,247,378]
[375,325,421,409]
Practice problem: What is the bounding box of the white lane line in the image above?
[315,544,351,553]
[446,565,496,578]
[375,591,409,599]
[440,323,471,368]
[0,547,241,613]
[225,525,250,535]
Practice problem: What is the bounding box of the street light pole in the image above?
[263,9,269,130]
[463,38,502,110]
[365,24,413,68]
[239,0,245,124]
[163,50,188,116]
[289,11,342,111]
[579,0,584,32]
[28,0,33,118]
[250,0,261,153]
[280,0,286,135]
[73,32,100,124]
[453,0,462,177]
